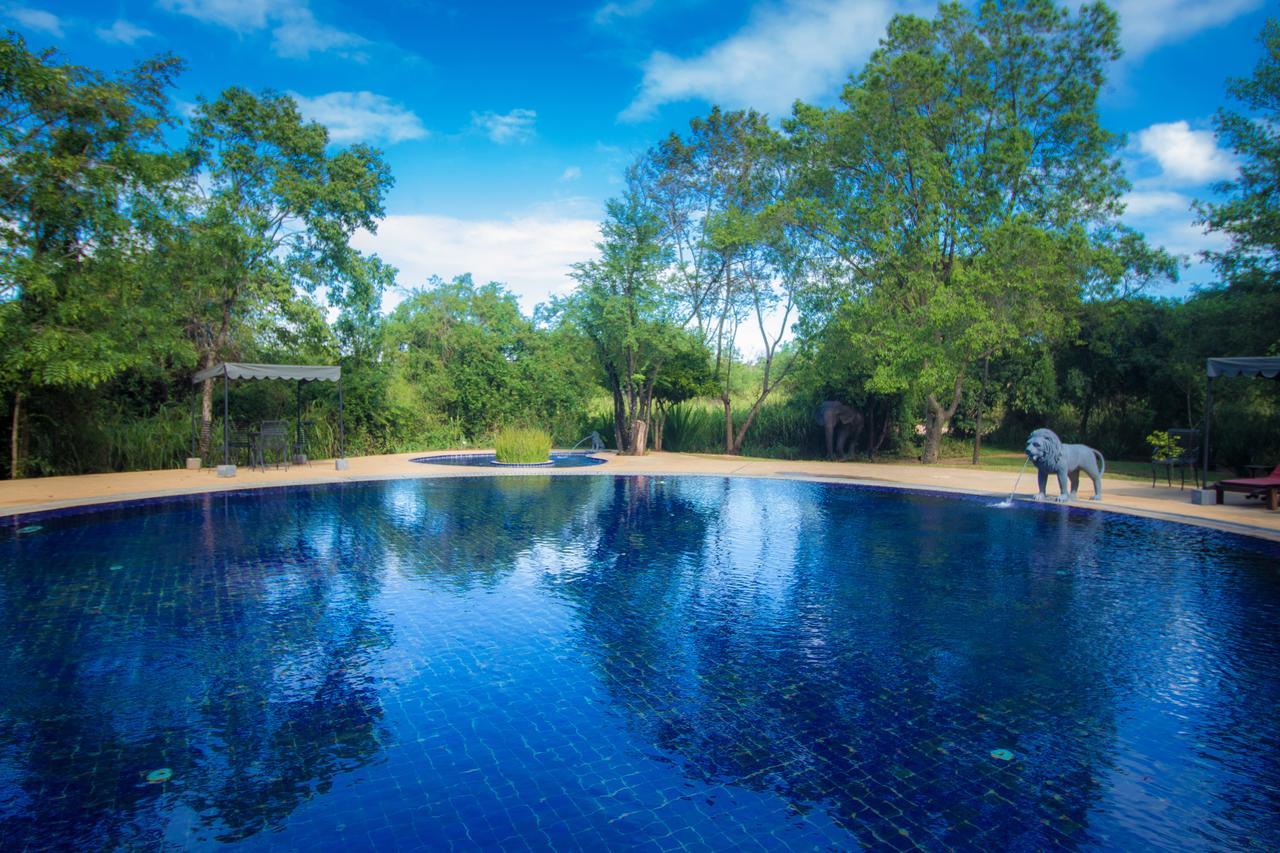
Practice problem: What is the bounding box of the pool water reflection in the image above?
[0,476,1277,849]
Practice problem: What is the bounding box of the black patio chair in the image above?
[257,420,291,471]
[228,426,258,470]
[1151,428,1200,490]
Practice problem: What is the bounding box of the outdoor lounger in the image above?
[1214,464,1280,511]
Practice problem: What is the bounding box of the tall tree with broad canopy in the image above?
[564,191,679,455]
[786,0,1171,463]
[1199,18,1280,312]
[0,34,188,478]
[179,87,392,455]
[634,108,804,455]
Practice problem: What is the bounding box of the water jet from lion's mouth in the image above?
[989,458,1032,508]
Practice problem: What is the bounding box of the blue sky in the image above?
[6,0,1270,318]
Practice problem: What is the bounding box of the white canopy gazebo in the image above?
[192,362,344,476]
[1201,357,1280,487]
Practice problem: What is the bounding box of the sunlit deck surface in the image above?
[2,451,1278,541]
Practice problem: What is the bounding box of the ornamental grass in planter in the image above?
[494,427,552,464]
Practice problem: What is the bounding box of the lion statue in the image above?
[1025,428,1105,502]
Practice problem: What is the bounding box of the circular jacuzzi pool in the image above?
[2,476,1277,849]
[410,451,607,468]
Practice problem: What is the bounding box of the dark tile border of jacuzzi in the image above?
[3,470,1280,551]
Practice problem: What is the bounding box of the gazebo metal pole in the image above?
[1201,374,1214,489]
[222,373,230,467]
[296,379,303,451]
[337,376,345,459]
[190,385,198,459]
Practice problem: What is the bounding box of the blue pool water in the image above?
[1,476,1278,850]
[411,452,606,468]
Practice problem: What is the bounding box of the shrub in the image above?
[494,427,552,464]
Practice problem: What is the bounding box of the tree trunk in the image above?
[652,407,665,452]
[922,375,965,465]
[628,420,648,456]
[871,403,891,459]
[9,390,22,480]
[972,356,989,466]
[197,340,223,457]
[611,383,626,454]
[730,396,769,455]
[922,413,944,465]
[722,396,735,455]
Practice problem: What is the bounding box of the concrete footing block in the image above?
[1190,488,1216,505]
[185,457,202,470]
[335,459,349,471]
[216,464,237,478]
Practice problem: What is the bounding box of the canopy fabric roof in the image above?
[192,362,340,384]
[1206,357,1280,380]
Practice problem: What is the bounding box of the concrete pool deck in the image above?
[2,450,1279,542]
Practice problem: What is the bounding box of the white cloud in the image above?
[96,19,154,44]
[157,0,270,31]
[351,210,600,310]
[594,0,655,25]
[159,0,365,59]
[290,91,427,144]
[1111,0,1263,60]
[5,6,63,36]
[1120,190,1229,286]
[271,5,366,59]
[1122,189,1190,218]
[621,0,914,121]
[471,109,537,145]
[1134,121,1237,184]
[560,166,582,181]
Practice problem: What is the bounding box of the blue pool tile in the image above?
[0,476,1277,849]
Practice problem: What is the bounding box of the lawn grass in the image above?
[692,442,1204,484]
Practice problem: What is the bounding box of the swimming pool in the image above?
[1,476,1277,849]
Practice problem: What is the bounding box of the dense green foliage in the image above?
[493,427,553,464]
[383,275,594,446]
[1,5,1276,479]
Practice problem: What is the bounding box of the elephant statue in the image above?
[816,401,864,460]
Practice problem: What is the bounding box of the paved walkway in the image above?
[3,451,1278,541]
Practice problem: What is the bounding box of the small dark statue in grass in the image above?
[816,401,863,460]
[1025,428,1106,502]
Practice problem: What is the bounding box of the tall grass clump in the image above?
[494,427,552,463]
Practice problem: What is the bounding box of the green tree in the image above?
[565,192,678,454]
[648,330,714,451]
[383,274,593,443]
[636,108,803,454]
[180,87,392,455]
[1199,18,1280,299]
[0,34,188,477]
[787,1,1171,463]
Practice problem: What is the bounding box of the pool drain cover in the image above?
[146,768,173,784]
[990,748,1015,761]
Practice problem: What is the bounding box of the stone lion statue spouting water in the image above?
[1025,428,1105,502]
